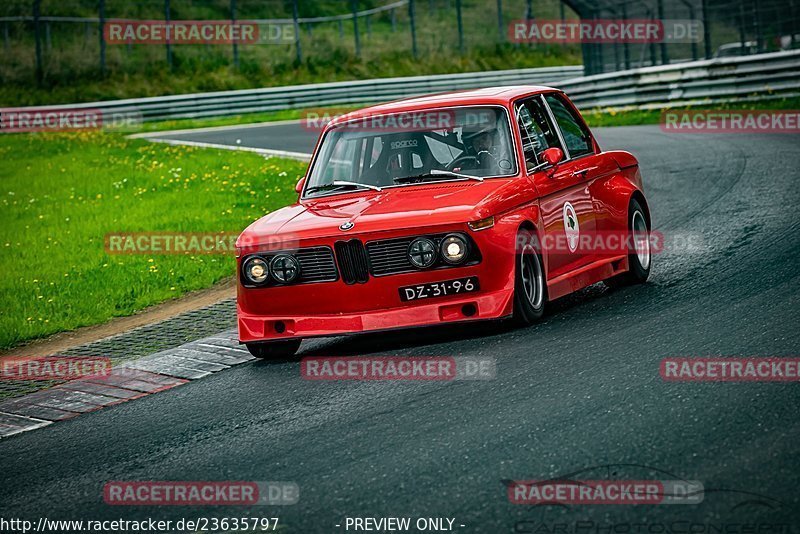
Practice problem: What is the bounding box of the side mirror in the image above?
[542,147,564,167]
[295,176,306,194]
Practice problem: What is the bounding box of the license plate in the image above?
[399,276,480,302]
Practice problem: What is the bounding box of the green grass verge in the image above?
[0,130,305,350]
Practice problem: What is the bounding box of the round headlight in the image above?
[441,234,468,264]
[269,254,300,284]
[408,238,437,268]
[243,256,269,284]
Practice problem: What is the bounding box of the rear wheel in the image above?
[246,339,302,359]
[513,230,547,325]
[605,198,651,288]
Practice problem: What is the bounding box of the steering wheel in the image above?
[446,155,480,170]
[475,150,499,164]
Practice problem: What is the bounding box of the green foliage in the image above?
[0,130,305,349]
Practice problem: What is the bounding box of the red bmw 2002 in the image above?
[236,86,651,358]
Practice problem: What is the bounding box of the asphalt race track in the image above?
[2,123,799,531]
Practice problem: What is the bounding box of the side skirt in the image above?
[546,255,628,300]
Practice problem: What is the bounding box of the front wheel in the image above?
[513,232,547,325]
[605,198,651,288]
[246,339,302,359]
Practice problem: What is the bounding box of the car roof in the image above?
[328,85,559,127]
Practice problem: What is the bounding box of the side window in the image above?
[545,94,593,158]
[515,96,562,172]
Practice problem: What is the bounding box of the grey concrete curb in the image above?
[0,331,253,439]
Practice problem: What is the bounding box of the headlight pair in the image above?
[408,234,469,269]
[242,254,300,285]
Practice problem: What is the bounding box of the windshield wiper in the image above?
[393,170,484,184]
[305,180,382,194]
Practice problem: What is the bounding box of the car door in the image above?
[542,92,620,267]
[515,95,595,280]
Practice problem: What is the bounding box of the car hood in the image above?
[239,178,518,245]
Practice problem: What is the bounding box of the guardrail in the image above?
[18,66,583,122]
[5,51,799,124]
[560,50,800,110]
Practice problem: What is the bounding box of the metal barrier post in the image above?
[351,0,361,57]
[409,0,417,59]
[701,0,711,58]
[99,0,106,75]
[496,0,503,42]
[34,0,43,85]
[165,0,172,68]
[657,0,669,64]
[231,0,239,68]
[622,3,631,69]
[456,0,464,53]
[293,0,302,63]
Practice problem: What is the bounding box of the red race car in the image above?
[236,86,651,357]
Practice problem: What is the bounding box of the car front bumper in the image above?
[237,222,518,344]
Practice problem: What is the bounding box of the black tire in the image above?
[246,339,302,359]
[605,198,651,288]
[513,230,547,325]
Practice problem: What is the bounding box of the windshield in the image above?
[304,106,517,197]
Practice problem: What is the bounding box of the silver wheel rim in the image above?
[632,210,650,270]
[520,244,544,309]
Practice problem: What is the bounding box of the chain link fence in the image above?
[1,0,798,95]
[572,0,800,74]
[0,0,576,90]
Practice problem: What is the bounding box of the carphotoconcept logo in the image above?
[301,356,496,381]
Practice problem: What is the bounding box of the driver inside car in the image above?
[461,125,505,173]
